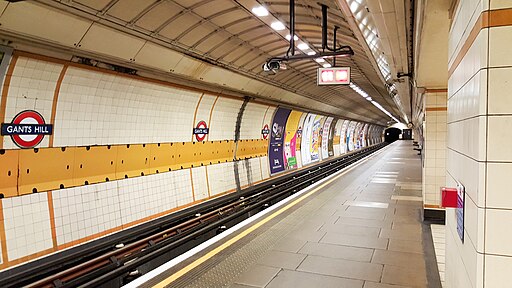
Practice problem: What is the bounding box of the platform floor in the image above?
[145,141,440,288]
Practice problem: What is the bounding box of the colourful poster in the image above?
[295,112,307,168]
[284,110,302,170]
[347,121,356,151]
[340,120,349,154]
[321,117,333,159]
[311,115,323,162]
[268,108,291,174]
[328,118,336,157]
[333,119,343,156]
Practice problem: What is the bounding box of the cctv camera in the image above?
[262,60,281,72]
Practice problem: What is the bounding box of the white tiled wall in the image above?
[192,166,209,200]
[54,67,201,146]
[207,162,236,196]
[208,97,243,141]
[446,1,512,287]
[239,102,269,140]
[2,57,63,149]
[2,193,53,260]
[54,182,121,246]
[423,92,447,206]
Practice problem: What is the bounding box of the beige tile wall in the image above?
[423,92,447,206]
[446,1,512,287]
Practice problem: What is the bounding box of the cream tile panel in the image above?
[3,57,63,149]
[172,169,194,207]
[486,163,512,209]
[464,196,485,253]
[490,0,512,9]
[447,116,486,162]
[448,29,488,99]
[2,193,52,261]
[208,97,243,141]
[239,102,269,140]
[54,67,201,146]
[192,166,209,201]
[78,23,146,61]
[488,67,512,114]
[487,116,512,162]
[489,26,512,67]
[484,254,512,287]
[0,2,92,48]
[54,182,121,246]
[448,70,487,122]
[446,149,485,206]
[448,0,488,65]
[485,208,512,256]
[261,107,276,138]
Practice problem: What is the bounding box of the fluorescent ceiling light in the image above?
[285,34,298,41]
[252,6,269,17]
[297,43,309,50]
[323,63,332,68]
[307,51,316,55]
[315,58,325,63]
[271,21,285,31]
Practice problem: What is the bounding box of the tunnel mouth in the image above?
[384,127,402,143]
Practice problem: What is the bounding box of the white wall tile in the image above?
[485,208,512,256]
[239,102,269,140]
[487,116,512,162]
[192,166,209,201]
[488,67,512,114]
[484,254,512,287]
[486,162,512,209]
[2,193,53,260]
[208,97,242,141]
[489,26,512,67]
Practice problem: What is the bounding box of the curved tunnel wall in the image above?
[0,52,384,269]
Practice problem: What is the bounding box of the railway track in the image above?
[0,143,386,288]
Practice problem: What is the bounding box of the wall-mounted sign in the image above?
[193,120,209,141]
[261,124,270,139]
[269,108,291,174]
[1,110,52,148]
[456,182,465,243]
[317,67,350,85]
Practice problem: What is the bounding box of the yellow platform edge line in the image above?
[153,152,376,288]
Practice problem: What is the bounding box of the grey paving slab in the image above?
[271,237,307,253]
[320,223,381,237]
[266,269,364,288]
[297,255,383,282]
[371,249,426,269]
[286,228,326,242]
[380,228,422,241]
[234,265,281,287]
[298,241,373,262]
[321,232,389,249]
[337,210,387,220]
[381,264,428,287]
[256,251,307,270]
[335,217,393,229]
[387,238,424,254]
[363,282,411,288]
[229,284,259,288]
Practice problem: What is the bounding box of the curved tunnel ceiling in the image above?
[2,0,402,125]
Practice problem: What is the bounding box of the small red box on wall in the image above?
[441,187,458,208]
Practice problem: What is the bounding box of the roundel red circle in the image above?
[195,120,208,142]
[11,110,45,148]
[262,124,270,139]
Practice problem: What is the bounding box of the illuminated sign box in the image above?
[317,67,350,85]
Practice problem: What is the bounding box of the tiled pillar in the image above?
[446,1,512,287]
[422,90,447,213]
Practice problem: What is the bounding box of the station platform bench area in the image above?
[128,141,440,288]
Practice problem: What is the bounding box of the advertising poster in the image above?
[284,110,302,170]
[347,121,356,151]
[355,122,364,149]
[321,117,333,159]
[362,124,369,147]
[328,118,337,157]
[268,108,291,174]
[300,113,315,165]
[340,120,349,155]
[311,115,323,162]
[295,112,307,168]
[333,119,342,156]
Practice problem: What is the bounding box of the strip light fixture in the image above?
[349,82,400,123]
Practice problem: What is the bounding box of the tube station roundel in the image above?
[193,120,209,141]
[1,110,53,148]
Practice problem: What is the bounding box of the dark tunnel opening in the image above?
[384,127,402,143]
